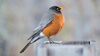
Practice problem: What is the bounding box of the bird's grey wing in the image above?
[39,10,55,29]
[27,26,42,40]
[28,10,55,40]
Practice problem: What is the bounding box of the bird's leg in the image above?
[47,37,55,44]
[47,37,51,44]
[47,33,54,44]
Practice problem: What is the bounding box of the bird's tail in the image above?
[28,30,41,40]
[20,42,31,53]
[20,36,43,53]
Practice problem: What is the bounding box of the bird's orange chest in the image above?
[42,14,64,37]
[52,14,64,26]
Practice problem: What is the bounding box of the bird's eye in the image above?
[57,8,60,11]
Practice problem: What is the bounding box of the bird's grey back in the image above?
[31,9,56,35]
[39,9,56,28]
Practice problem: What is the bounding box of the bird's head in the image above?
[49,6,64,13]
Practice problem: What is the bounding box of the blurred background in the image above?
[0,0,100,56]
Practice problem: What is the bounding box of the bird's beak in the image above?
[60,7,64,11]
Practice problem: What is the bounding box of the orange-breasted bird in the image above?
[20,6,64,53]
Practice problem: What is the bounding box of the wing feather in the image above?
[28,10,55,40]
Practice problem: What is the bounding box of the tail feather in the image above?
[31,36,43,43]
[20,42,31,53]
[28,30,41,40]
[20,36,43,53]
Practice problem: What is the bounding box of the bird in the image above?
[20,6,64,53]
